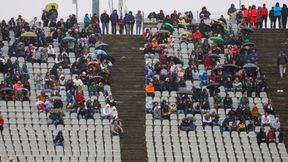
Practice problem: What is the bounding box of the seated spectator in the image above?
[193,30,202,42]
[0,114,4,135]
[223,94,232,111]
[153,102,162,119]
[161,100,171,120]
[261,113,271,126]
[239,92,249,107]
[47,44,56,58]
[267,128,276,143]
[247,120,255,133]
[101,104,113,120]
[192,69,199,80]
[221,117,230,132]
[73,76,84,87]
[178,16,186,28]
[257,128,267,145]
[111,119,123,136]
[230,120,238,132]
[75,92,85,106]
[179,118,191,131]
[227,108,237,120]
[211,111,220,125]
[202,112,213,128]
[251,104,260,119]
[145,82,155,98]
[224,77,233,91]
[44,98,54,113]
[213,93,223,109]
[54,131,64,147]
[270,117,280,130]
[13,81,23,91]
[264,99,275,116]
[146,100,153,113]
[36,91,46,102]
[58,75,66,90]
[200,72,209,87]
[233,77,242,92]
[78,107,87,119]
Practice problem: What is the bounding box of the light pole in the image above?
[239,0,242,9]
[92,0,100,16]
[73,0,78,19]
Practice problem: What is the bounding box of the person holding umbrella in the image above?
[277,51,288,78]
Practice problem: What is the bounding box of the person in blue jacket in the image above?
[274,2,282,28]
[110,10,119,34]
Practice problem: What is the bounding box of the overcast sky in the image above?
[0,0,286,21]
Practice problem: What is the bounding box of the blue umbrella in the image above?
[243,63,257,69]
[93,49,108,57]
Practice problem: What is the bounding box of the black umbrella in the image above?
[223,64,239,71]
[211,66,223,72]
[177,89,193,95]
[206,83,220,89]
[242,42,255,48]
[208,54,221,59]
[50,95,62,100]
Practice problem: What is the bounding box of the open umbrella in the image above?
[208,54,221,60]
[62,36,76,43]
[242,42,255,48]
[90,75,104,80]
[50,95,62,100]
[162,23,174,32]
[45,2,59,12]
[92,50,114,63]
[206,82,220,89]
[210,37,224,44]
[211,66,223,72]
[243,63,257,69]
[95,43,109,52]
[21,32,37,38]
[223,64,239,71]
[177,88,193,95]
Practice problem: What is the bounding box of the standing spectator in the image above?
[118,15,125,35]
[0,114,4,135]
[110,10,119,34]
[249,5,258,28]
[49,5,58,26]
[135,10,143,35]
[274,2,282,28]
[124,11,135,35]
[282,4,288,29]
[261,4,268,28]
[83,13,90,27]
[277,51,287,78]
[227,4,237,19]
[41,10,49,27]
[199,6,211,19]
[269,7,276,28]
[100,10,110,34]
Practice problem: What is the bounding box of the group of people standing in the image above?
[97,10,143,35]
[231,2,288,28]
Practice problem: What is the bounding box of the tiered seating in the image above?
[0,24,121,162]
[144,24,288,162]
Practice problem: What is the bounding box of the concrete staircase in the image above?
[251,29,288,148]
[104,35,147,162]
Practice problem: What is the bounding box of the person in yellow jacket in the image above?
[146,82,155,97]
[178,16,186,28]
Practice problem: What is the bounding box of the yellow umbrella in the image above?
[45,2,58,12]
[21,32,37,38]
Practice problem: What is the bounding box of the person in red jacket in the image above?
[249,5,258,28]
[242,5,249,24]
[193,30,202,42]
[0,114,4,135]
[261,4,268,28]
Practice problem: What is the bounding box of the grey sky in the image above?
[0,0,286,21]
